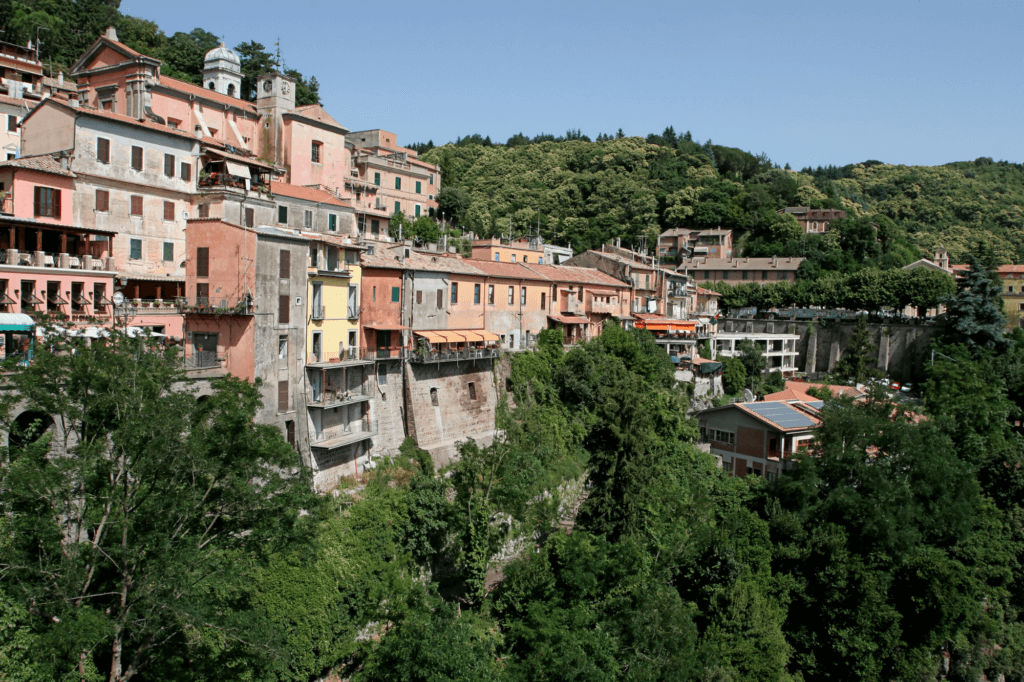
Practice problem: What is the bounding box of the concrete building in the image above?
[565,244,665,315]
[0,154,116,324]
[658,228,733,262]
[678,255,803,285]
[347,130,440,228]
[713,332,801,375]
[778,207,847,234]
[469,236,573,265]
[697,400,821,479]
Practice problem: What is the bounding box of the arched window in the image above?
[227,83,235,97]
[207,82,216,90]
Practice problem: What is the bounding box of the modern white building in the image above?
[713,332,801,375]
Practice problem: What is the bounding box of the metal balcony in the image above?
[409,347,499,364]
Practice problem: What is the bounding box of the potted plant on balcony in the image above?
[415,338,431,362]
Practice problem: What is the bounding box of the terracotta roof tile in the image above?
[157,76,257,113]
[696,286,722,296]
[269,181,350,207]
[0,154,75,177]
[678,256,803,270]
[522,263,628,287]
[469,260,550,281]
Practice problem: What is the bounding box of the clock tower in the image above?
[256,72,296,169]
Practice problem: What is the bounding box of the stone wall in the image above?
[718,317,940,381]
[371,357,408,458]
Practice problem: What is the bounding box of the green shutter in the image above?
[329,214,337,231]
[415,205,420,217]
[395,177,401,190]
[394,201,400,214]
[374,172,380,186]
[163,242,173,261]
[391,287,400,302]
[415,181,421,193]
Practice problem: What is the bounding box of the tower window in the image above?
[227,83,235,97]
[208,82,215,90]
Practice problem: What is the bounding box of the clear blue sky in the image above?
[129,0,1024,168]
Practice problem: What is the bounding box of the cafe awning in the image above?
[224,160,251,179]
[548,314,586,325]
[413,330,446,343]
[640,320,697,332]
[0,313,35,331]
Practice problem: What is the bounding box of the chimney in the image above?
[616,237,621,248]
[57,72,63,87]
[57,151,68,170]
[68,92,79,108]
[105,26,118,42]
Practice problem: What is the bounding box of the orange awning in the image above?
[642,321,697,332]
[414,331,446,343]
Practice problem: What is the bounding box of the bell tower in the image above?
[256,72,296,168]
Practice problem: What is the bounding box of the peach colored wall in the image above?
[185,219,255,303]
[447,273,488,330]
[20,104,75,157]
[79,70,128,111]
[3,268,114,321]
[185,315,255,381]
[11,169,73,224]
[285,119,347,192]
[470,245,544,264]
[149,90,192,132]
[360,267,403,350]
[127,312,183,337]
[90,46,126,68]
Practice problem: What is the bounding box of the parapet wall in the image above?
[718,317,940,381]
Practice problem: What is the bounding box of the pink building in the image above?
[0,155,116,326]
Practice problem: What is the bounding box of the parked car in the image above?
[891,382,901,391]
[880,378,890,387]
[901,383,913,393]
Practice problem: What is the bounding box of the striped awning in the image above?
[414,329,500,343]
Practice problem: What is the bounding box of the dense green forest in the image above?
[0,0,321,105]
[426,129,1024,267]
[3,263,1024,681]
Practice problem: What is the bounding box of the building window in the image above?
[129,238,142,260]
[162,242,173,261]
[279,250,290,279]
[451,283,458,304]
[7,115,17,132]
[131,146,143,171]
[196,247,209,277]
[97,137,110,163]
[195,282,209,305]
[278,380,289,412]
[511,254,516,263]
[244,207,254,227]
[429,173,434,185]
[395,177,401,190]
[163,201,174,221]
[304,209,312,228]
[468,382,477,400]
[180,162,191,181]
[494,253,500,261]
[391,286,400,302]
[198,203,210,218]
[371,219,380,235]
[164,153,174,177]
[277,205,287,224]
[311,141,322,163]
[541,292,546,310]
[508,286,514,305]
[414,204,420,217]
[521,286,526,305]
[328,214,337,231]
[416,290,423,305]
[33,187,61,218]
[130,195,143,216]
[430,387,439,406]
[394,201,400,214]
[488,285,495,304]
[742,271,749,280]
[278,294,290,324]
[523,256,528,263]
[374,172,380,186]
[436,289,443,308]
[415,180,421,194]
[474,283,480,304]
[538,257,543,264]
[95,189,109,212]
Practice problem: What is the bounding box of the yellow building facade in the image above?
[306,238,364,362]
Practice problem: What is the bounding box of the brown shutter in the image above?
[245,207,254,227]
[131,146,142,170]
[163,201,174,221]
[416,290,422,304]
[53,189,60,219]
[195,247,209,277]
[279,294,290,324]
[164,154,174,177]
[130,195,142,216]
[437,289,442,308]
[180,162,191,181]
[279,250,290,279]
[95,189,109,212]
[97,137,109,163]
[278,380,288,411]
[33,186,41,216]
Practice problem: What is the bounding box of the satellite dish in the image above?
[111,292,125,306]
[742,388,755,403]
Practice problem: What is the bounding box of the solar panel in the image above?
[743,401,817,428]
[806,400,824,409]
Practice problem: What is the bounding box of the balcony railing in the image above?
[374,346,409,359]
[311,304,324,320]
[308,346,369,365]
[198,172,248,190]
[586,300,619,314]
[0,249,113,270]
[179,296,253,316]
[184,351,221,369]
[309,380,370,407]
[410,347,500,364]
[310,418,379,450]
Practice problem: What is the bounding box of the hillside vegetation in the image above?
[425,130,1024,265]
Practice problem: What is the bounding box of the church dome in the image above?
[204,43,240,71]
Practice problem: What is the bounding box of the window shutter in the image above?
[279,294,290,324]
[131,146,142,170]
[416,290,422,304]
[436,289,442,308]
[180,162,191,181]
[164,201,174,221]
[395,177,401,190]
[163,242,174,261]
[391,287,400,302]
[7,115,17,132]
[32,186,40,216]
[53,189,60,219]
[278,380,289,411]
[164,154,174,177]
[96,189,109,212]
[279,250,290,279]
[195,247,209,277]
[97,137,110,163]
[130,195,142,216]
[245,207,254,227]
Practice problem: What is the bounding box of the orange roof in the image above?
[269,182,350,207]
[764,381,865,403]
[696,286,721,296]
[523,263,628,288]
[470,260,550,281]
[23,99,197,141]
[287,104,346,130]
[158,76,257,113]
